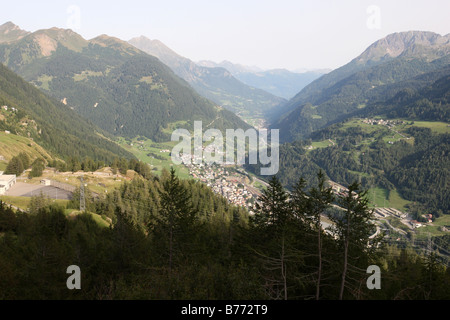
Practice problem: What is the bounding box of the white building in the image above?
[41,179,51,186]
[0,174,16,195]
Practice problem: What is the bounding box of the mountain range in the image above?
[128,36,286,118]
[197,60,263,75]
[271,31,450,142]
[1,23,448,180]
[233,69,326,100]
[0,22,249,142]
[243,31,449,217]
[196,60,328,100]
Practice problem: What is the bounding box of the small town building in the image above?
[0,174,16,195]
[411,220,424,228]
[41,179,52,186]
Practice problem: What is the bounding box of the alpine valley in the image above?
[0,19,449,301]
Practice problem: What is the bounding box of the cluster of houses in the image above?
[208,177,253,209]
[410,214,434,229]
[362,118,404,126]
[187,161,255,209]
[189,163,228,182]
[1,105,18,113]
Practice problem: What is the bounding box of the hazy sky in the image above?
[1,0,449,71]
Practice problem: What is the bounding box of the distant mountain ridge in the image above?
[128,36,286,118]
[197,60,328,100]
[197,60,263,75]
[272,31,450,142]
[0,23,249,142]
[233,69,326,100]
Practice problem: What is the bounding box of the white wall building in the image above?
[0,174,16,195]
[41,179,51,186]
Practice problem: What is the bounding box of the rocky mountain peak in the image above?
[0,21,21,32]
[0,21,29,43]
[356,31,450,64]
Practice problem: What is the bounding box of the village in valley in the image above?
[178,146,264,210]
[2,116,447,240]
[118,136,267,211]
[187,163,260,210]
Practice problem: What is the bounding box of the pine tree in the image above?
[151,167,196,276]
[29,158,45,178]
[118,158,129,175]
[17,152,30,170]
[4,156,24,176]
[291,171,334,300]
[29,192,51,214]
[251,176,297,300]
[330,182,380,300]
[253,176,290,228]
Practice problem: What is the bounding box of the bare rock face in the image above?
[33,33,58,57]
[356,31,450,64]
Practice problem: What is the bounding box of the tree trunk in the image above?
[339,237,349,300]
[281,236,287,300]
[169,226,173,277]
[316,217,322,300]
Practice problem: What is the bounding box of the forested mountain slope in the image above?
[0,23,250,141]
[272,31,450,142]
[129,36,285,118]
[0,63,133,162]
